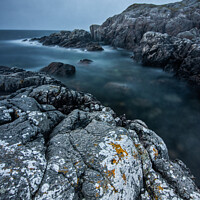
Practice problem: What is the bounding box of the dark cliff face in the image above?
[90,0,200,49]
[90,0,200,86]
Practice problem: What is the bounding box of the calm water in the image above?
[0,30,200,186]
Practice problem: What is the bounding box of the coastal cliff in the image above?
[0,67,200,199]
[90,0,200,85]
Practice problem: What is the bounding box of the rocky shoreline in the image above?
[0,66,200,199]
[90,0,200,86]
[30,29,104,51]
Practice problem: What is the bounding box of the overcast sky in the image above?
[0,0,181,30]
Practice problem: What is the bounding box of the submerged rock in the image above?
[79,59,93,64]
[0,66,199,199]
[40,62,76,76]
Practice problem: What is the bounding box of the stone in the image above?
[86,44,104,51]
[40,62,76,76]
[79,59,93,64]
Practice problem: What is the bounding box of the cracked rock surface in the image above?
[0,67,200,199]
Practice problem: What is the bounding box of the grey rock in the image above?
[31,29,103,51]
[133,31,200,85]
[0,67,200,199]
[89,0,200,86]
[90,0,200,50]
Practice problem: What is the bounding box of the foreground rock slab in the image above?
[0,67,200,199]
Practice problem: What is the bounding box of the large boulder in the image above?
[0,67,200,199]
[40,62,76,76]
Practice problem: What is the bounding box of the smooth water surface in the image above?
[0,30,200,186]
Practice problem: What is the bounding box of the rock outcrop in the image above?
[40,62,76,77]
[31,29,104,51]
[90,0,200,85]
[0,66,200,199]
[90,0,200,50]
[133,31,200,85]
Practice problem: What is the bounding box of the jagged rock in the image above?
[0,67,200,199]
[133,31,200,85]
[89,0,200,86]
[90,0,200,50]
[40,62,76,76]
[0,66,62,94]
[79,59,93,64]
[31,29,103,51]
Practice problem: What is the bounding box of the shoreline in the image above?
[0,66,199,198]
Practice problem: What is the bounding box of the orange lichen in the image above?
[134,144,140,148]
[58,169,68,174]
[109,142,128,161]
[122,174,127,184]
[106,169,115,178]
[111,159,118,164]
[94,143,98,147]
[95,193,100,197]
[157,185,164,191]
[74,161,80,165]
[15,110,19,118]
[133,151,138,159]
[17,144,22,147]
[153,148,159,159]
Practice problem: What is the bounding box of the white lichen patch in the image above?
[98,131,142,199]
[0,138,46,198]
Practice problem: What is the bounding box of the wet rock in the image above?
[40,62,76,76]
[86,44,104,51]
[79,59,93,64]
[0,66,62,94]
[31,29,104,51]
[0,67,200,199]
[133,31,200,85]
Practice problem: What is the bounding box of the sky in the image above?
[0,0,181,30]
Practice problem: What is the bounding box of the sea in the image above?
[0,30,200,186]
